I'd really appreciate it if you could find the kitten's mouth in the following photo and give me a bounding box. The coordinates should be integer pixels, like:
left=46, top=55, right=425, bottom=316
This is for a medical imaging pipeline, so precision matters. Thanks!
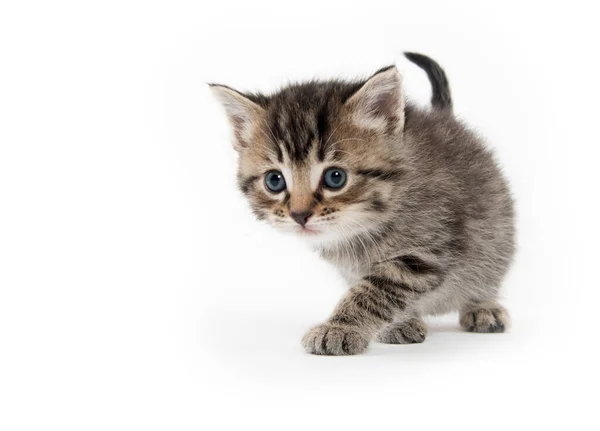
left=296, top=226, right=321, bottom=236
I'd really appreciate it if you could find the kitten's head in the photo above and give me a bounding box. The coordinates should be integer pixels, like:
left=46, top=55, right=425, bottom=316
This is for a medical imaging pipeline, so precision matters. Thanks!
left=211, top=66, right=407, bottom=247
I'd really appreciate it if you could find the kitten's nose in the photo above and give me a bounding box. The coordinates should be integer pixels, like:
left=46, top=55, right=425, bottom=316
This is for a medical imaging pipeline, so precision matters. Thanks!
left=290, top=210, right=313, bottom=227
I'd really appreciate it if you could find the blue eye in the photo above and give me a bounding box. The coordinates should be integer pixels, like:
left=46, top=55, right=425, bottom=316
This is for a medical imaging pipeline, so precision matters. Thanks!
left=323, top=168, right=347, bottom=189
left=265, top=170, right=286, bottom=193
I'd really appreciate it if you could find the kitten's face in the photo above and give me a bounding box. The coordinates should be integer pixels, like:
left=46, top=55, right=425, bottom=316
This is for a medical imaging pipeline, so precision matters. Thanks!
left=211, top=67, right=406, bottom=247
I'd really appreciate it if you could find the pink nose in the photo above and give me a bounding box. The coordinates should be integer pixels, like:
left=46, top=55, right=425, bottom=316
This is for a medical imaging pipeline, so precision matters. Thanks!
left=290, top=211, right=313, bottom=227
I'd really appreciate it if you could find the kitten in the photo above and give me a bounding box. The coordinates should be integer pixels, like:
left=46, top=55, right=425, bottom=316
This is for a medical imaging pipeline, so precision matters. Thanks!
left=210, top=52, right=515, bottom=355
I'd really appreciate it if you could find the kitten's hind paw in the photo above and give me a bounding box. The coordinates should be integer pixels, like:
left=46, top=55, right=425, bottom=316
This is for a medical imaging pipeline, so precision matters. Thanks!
left=377, top=318, right=427, bottom=344
left=460, top=303, right=509, bottom=333
left=301, top=323, right=368, bottom=356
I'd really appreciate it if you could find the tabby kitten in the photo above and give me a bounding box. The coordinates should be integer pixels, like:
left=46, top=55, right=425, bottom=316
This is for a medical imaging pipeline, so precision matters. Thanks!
left=210, top=52, right=515, bottom=355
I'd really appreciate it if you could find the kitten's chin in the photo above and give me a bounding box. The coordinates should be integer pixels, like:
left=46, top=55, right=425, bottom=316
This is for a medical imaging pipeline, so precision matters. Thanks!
left=296, top=226, right=345, bottom=248
left=273, top=223, right=338, bottom=245
left=270, top=220, right=364, bottom=248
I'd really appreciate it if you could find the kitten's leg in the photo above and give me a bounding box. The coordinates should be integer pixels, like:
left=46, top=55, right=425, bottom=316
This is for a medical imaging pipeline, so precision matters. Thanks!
left=302, top=255, right=444, bottom=355
left=376, top=317, right=427, bottom=344
left=459, top=301, right=509, bottom=333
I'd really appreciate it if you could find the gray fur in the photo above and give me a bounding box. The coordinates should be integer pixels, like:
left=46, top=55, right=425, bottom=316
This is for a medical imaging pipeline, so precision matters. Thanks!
left=404, top=51, right=453, bottom=112
left=211, top=53, right=515, bottom=355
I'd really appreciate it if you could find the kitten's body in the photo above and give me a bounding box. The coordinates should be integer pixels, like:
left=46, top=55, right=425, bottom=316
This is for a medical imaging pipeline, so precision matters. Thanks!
left=211, top=53, right=514, bottom=355
left=319, top=103, right=514, bottom=316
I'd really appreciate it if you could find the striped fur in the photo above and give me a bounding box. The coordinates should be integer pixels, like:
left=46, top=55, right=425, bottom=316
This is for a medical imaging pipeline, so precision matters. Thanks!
left=211, top=53, right=515, bottom=355
left=404, top=52, right=453, bottom=112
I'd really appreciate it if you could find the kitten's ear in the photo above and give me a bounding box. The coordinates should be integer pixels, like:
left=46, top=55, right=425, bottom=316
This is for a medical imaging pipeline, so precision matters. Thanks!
left=345, top=65, right=405, bottom=134
left=210, top=84, right=264, bottom=151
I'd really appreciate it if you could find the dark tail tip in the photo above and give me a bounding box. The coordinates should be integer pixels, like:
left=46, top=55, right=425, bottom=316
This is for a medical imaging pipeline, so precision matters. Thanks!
left=404, top=52, right=453, bottom=112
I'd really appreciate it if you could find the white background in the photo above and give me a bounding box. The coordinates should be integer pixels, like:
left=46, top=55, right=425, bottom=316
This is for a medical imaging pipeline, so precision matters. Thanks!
left=1, top=1, right=599, bottom=429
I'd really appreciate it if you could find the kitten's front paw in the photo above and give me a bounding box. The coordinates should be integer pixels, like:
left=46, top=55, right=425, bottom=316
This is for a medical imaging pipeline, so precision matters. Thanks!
left=377, top=318, right=427, bottom=344
left=301, top=323, right=368, bottom=356
left=459, top=304, right=509, bottom=333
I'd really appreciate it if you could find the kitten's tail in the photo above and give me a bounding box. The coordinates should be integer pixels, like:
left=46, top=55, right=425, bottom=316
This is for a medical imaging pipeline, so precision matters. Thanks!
left=404, top=52, right=453, bottom=112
